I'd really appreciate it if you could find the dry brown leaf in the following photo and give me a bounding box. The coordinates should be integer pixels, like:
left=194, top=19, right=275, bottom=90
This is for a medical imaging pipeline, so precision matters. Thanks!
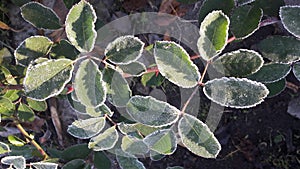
left=0, top=21, right=10, bottom=30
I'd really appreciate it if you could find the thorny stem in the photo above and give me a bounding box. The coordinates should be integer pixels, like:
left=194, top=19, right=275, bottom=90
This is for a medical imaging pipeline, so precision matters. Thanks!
left=15, top=122, right=49, bottom=160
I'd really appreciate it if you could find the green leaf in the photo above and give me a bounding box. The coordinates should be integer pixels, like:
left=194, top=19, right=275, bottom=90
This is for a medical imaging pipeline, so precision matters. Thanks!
left=212, top=49, right=264, bottom=77
left=257, top=36, right=300, bottom=63
left=24, top=59, right=74, bottom=101
left=0, top=47, right=13, bottom=64
left=65, top=0, right=97, bottom=52
left=121, top=135, right=149, bottom=156
left=141, top=72, right=165, bottom=87
left=88, top=126, right=119, bottom=151
left=31, top=162, right=58, bottom=169
left=86, top=104, right=113, bottom=117
left=0, top=96, right=14, bottom=116
left=253, top=0, right=285, bottom=16
left=230, top=5, right=262, bottom=39
left=62, top=144, right=91, bottom=162
left=8, top=135, right=26, bottom=147
left=116, top=150, right=146, bottom=169
left=9, top=145, right=35, bottom=159
left=63, top=0, right=81, bottom=9
left=143, top=129, right=177, bottom=155
left=21, top=2, right=61, bottom=30
left=102, top=67, right=131, bottom=107
left=126, top=95, right=180, bottom=127
left=154, top=41, right=200, bottom=88
left=118, top=122, right=160, bottom=137
left=204, top=77, right=269, bottom=108
left=197, top=10, right=230, bottom=61
left=50, top=40, right=79, bottom=60
left=1, top=156, right=26, bottom=169
left=26, top=98, right=47, bottom=111
left=117, top=61, right=146, bottom=77
left=17, top=103, right=35, bottom=122
left=178, top=114, right=221, bottom=158
left=0, top=142, right=10, bottom=154
left=293, top=62, right=300, bottom=81
left=74, top=59, right=106, bottom=108
left=149, top=150, right=165, bottom=161
left=67, top=117, right=106, bottom=139
left=11, top=0, right=30, bottom=6
left=62, top=159, right=87, bottom=169
left=247, top=63, right=291, bottom=83
left=3, top=90, right=19, bottom=102
left=198, top=0, right=234, bottom=22
left=0, top=66, right=17, bottom=85
left=265, top=79, right=286, bottom=98
left=280, top=6, right=300, bottom=38
left=105, top=35, right=145, bottom=65
left=14, top=36, right=53, bottom=66
left=93, top=152, right=111, bottom=169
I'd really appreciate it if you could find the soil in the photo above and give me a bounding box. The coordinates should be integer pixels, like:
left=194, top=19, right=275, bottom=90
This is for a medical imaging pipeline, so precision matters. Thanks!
left=1, top=0, right=300, bottom=169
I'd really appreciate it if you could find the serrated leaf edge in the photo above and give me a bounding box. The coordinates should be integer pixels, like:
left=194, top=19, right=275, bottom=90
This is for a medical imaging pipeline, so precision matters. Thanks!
left=30, top=162, right=58, bottom=169
left=1, top=156, right=26, bottom=169
left=154, top=40, right=201, bottom=88
left=117, top=61, right=147, bottom=77
left=251, top=63, right=292, bottom=83
left=88, top=126, right=119, bottom=151
left=279, top=5, right=300, bottom=38
left=204, top=77, right=269, bottom=108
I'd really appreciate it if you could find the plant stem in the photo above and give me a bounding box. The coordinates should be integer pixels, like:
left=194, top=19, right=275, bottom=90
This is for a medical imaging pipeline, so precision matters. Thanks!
left=105, top=114, right=117, bottom=126
left=199, top=61, right=210, bottom=85
left=0, top=82, right=23, bottom=90
left=15, top=122, right=49, bottom=160
left=180, top=85, right=199, bottom=115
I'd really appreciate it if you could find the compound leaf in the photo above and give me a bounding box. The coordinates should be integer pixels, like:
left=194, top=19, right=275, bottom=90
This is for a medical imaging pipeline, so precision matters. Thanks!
left=31, top=162, right=58, bottom=169
left=105, top=35, right=144, bottom=65
left=280, top=6, right=300, bottom=38
left=50, top=39, right=79, bottom=60
left=230, top=5, right=262, bottom=39
left=121, top=135, right=149, bottom=156
left=24, top=59, right=74, bottom=101
left=204, top=77, right=269, bottom=108
left=126, top=95, right=180, bottom=127
left=141, top=72, right=165, bottom=87
left=88, top=126, right=119, bottom=151
left=247, top=63, right=291, bottom=83
left=143, top=129, right=177, bottom=155
left=102, top=67, right=131, bottom=107
left=154, top=41, right=200, bottom=88
left=67, top=117, right=106, bottom=139
left=74, top=59, right=106, bottom=108
left=15, top=36, right=53, bottom=66
left=198, top=11, right=230, bottom=61
left=116, top=150, right=146, bottom=169
left=17, top=103, right=35, bottom=122
left=178, top=114, right=221, bottom=158
left=65, top=0, right=97, bottom=52
left=1, top=156, right=26, bottom=169
left=212, top=49, right=264, bottom=77
left=198, top=0, right=234, bottom=22
left=21, top=2, right=61, bottom=30
left=118, top=122, right=160, bottom=137
left=257, top=36, right=300, bottom=63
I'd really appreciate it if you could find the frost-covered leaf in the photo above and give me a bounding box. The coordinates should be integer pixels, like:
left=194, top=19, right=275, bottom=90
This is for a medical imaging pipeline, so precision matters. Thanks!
left=86, top=104, right=113, bottom=117
left=21, top=2, right=61, bottom=30
left=0, top=96, right=14, bottom=116
left=17, top=103, right=35, bottom=122
left=74, top=59, right=106, bottom=108
left=144, top=129, right=177, bottom=155
left=117, top=61, right=146, bottom=77
left=198, top=0, right=234, bottom=22
left=154, top=41, right=200, bottom=88
left=1, top=156, right=26, bottom=169
left=67, top=117, right=106, bottom=139
left=116, top=150, right=146, bottom=169
left=102, top=67, right=131, bottom=107
left=280, top=6, right=300, bottom=38
left=126, top=96, right=180, bottom=127
left=257, top=36, right=300, bottom=63
left=50, top=40, right=79, bottom=60
left=121, top=135, right=149, bottom=156
left=24, top=59, right=74, bottom=101
left=178, top=114, right=221, bottom=158
left=31, top=162, right=58, bottom=169
left=149, top=150, right=165, bottom=161
left=230, top=5, right=262, bottom=39
left=265, top=79, right=286, bottom=98
left=247, top=63, right=291, bottom=83
left=93, top=152, right=111, bottom=169
left=204, top=77, right=269, bottom=108
left=88, top=126, right=119, bottom=151
left=198, top=11, right=230, bottom=61
left=65, top=0, right=97, bottom=52
left=141, top=72, right=165, bottom=87
left=3, top=90, right=19, bottom=102
left=26, top=98, right=47, bottom=112
left=253, top=0, right=285, bottom=16
left=0, top=142, right=10, bottom=154
left=288, top=96, right=300, bottom=119
left=0, top=47, right=13, bottom=64
left=212, top=49, right=263, bottom=77
left=118, top=122, right=160, bottom=137
left=293, top=62, right=300, bottom=81
left=14, top=36, right=53, bottom=66
left=0, top=66, right=17, bottom=85
left=62, top=159, right=87, bottom=169
left=105, top=36, right=144, bottom=65
left=62, top=144, right=91, bottom=162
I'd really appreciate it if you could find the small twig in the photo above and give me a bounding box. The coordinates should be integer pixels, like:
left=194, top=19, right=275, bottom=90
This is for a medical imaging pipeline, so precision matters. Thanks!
left=0, top=82, right=23, bottom=90
left=199, top=61, right=211, bottom=85
left=227, top=36, right=236, bottom=44
left=105, top=114, right=117, bottom=126
left=15, top=122, right=49, bottom=160
left=180, top=85, right=199, bottom=115
left=48, top=98, right=64, bottom=147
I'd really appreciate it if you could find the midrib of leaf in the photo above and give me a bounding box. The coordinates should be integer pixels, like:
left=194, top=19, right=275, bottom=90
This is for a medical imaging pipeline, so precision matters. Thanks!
left=184, top=116, right=206, bottom=146
left=151, top=131, right=172, bottom=153
left=74, top=118, right=103, bottom=128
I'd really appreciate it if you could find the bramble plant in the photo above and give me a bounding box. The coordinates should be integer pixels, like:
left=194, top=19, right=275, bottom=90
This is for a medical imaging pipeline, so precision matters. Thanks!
left=0, top=0, right=300, bottom=169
